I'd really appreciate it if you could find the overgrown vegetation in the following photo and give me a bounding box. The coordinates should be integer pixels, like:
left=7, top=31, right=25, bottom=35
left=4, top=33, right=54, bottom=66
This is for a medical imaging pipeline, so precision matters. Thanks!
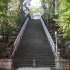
left=0, top=0, right=70, bottom=59
left=57, top=0, right=70, bottom=38
left=41, top=0, right=56, bottom=20
left=0, top=0, right=25, bottom=58
left=41, top=0, right=70, bottom=59
left=42, top=0, right=70, bottom=38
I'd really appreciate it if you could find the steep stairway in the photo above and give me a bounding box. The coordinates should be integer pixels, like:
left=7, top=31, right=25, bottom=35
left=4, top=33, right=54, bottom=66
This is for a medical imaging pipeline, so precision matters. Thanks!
left=13, top=19, right=55, bottom=68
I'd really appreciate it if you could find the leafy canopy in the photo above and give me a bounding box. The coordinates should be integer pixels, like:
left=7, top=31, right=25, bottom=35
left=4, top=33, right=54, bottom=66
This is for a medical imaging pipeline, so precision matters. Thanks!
left=57, top=0, right=70, bottom=37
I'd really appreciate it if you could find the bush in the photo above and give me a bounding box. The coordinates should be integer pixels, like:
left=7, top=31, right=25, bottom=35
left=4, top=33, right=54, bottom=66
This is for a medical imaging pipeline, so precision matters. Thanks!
left=0, top=43, right=7, bottom=58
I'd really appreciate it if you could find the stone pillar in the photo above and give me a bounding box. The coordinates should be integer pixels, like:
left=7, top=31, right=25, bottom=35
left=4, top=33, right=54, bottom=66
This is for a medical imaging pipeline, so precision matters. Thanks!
left=55, top=58, right=69, bottom=69
left=0, top=59, right=13, bottom=69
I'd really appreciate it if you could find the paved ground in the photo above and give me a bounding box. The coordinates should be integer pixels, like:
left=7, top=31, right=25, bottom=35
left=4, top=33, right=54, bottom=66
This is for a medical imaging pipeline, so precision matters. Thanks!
left=0, top=67, right=54, bottom=70
left=17, top=67, right=51, bottom=70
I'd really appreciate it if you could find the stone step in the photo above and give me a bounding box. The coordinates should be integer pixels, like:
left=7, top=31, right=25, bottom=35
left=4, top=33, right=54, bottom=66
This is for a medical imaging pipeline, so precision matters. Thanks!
left=14, top=59, right=55, bottom=63
left=13, top=19, right=55, bottom=68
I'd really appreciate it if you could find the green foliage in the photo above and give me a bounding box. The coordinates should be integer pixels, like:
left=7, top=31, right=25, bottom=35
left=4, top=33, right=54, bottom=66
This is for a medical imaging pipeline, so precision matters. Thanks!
left=57, top=0, right=70, bottom=38
left=29, top=7, right=44, bottom=16
left=41, top=0, right=55, bottom=19
left=42, top=0, right=70, bottom=38
left=0, top=0, right=25, bottom=58
left=41, top=0, right=53, bottom=4
left=0, top=0, right=25, bottom=42
left=0, top=43, right=7, bottom=57
left=16, top=10, right=25, bottom=25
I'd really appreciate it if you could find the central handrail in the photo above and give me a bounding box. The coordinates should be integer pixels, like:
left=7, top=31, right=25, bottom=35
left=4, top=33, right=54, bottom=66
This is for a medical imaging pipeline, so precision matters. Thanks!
left=10, top=18, right=29, bottom=58
left=41, top=18, right=57, bottom=58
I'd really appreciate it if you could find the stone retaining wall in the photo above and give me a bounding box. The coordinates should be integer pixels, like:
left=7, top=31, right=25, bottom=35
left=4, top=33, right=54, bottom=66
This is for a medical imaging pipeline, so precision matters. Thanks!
left=0, top=59, right=13, bottom=69
left=55, top=58, right=69, bottom=69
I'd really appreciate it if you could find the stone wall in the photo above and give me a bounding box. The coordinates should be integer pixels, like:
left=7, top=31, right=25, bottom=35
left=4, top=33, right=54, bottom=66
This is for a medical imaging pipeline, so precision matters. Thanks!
left=55, top=58, right=69, bottom=69
left=0, top=59, right=13, bottom=69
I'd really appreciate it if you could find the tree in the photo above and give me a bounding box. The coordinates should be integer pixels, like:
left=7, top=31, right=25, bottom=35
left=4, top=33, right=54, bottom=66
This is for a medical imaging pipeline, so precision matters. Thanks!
left=57, top=0, right=70, bottom=38
left=0, top=0, right=25, bottom=43
left=41, top=0, right=56, bottom=20
left=0, top=0, right=11, bottom=42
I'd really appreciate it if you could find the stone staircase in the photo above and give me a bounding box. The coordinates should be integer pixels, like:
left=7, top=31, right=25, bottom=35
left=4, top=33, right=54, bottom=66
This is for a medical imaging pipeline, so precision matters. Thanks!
left=13, top=19, right=55, bottom=68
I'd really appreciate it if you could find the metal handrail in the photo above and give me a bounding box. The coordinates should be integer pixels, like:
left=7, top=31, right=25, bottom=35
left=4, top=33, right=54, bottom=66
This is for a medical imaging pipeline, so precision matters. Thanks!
left=41, top=18, right=57, bottom=58
left=10, top=18, right=29, bottom=58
